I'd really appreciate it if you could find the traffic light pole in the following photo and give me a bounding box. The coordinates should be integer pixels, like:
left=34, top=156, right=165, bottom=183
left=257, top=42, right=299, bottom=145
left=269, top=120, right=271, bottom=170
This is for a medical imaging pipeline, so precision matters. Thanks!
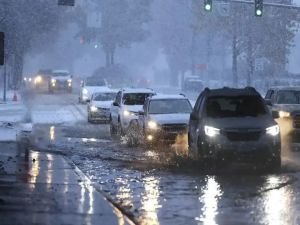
left=3, top=61, right=6, bottom=102
left=215, top=0, right=300, bottom=10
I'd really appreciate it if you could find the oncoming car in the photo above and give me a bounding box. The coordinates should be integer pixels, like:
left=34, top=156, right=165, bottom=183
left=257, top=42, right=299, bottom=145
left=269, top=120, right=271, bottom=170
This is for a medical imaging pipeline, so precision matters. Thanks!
left=87, top=91, right=117, bottom=123
left=110, top=88, right=156, bottom=136
left=48, top=70, right=72, bottom=93
left=188, top=87, right=281, bottom=170
left=265, top=87, right=300, bottom=148
left=79, top=77, right=108, bottom=103
left=127, top=94, right=193, bottom=146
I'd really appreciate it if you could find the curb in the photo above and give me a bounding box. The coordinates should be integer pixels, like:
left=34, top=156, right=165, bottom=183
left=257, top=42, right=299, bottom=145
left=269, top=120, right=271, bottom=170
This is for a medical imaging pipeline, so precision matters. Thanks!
left=64, top=156, right=138, bottom=225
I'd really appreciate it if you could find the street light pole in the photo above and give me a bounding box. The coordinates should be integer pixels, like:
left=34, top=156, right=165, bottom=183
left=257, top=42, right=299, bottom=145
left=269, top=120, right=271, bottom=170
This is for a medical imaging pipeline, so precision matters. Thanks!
left=3, top=59, right=6, bottom=102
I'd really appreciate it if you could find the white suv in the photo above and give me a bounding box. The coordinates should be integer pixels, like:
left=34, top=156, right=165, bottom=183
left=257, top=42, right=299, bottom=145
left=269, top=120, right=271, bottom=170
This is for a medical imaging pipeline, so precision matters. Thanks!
left=110, top=88, right=156, bottom=136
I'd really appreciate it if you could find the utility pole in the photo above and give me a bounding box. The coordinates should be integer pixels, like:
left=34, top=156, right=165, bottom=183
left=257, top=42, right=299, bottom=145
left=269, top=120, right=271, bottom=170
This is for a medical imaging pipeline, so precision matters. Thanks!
left=232, top=8, right=238, bottom=87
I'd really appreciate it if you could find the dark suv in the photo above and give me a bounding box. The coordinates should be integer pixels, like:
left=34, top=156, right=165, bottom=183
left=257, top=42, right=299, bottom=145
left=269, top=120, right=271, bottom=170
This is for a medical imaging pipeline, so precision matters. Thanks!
left=188, top=87, right=281, bottom=169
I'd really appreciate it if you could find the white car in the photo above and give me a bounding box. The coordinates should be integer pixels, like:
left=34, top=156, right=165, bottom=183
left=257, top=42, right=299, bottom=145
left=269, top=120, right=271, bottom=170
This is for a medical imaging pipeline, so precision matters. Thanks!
left=127, top=94, right=193, bottom=146
left=87, top=91, right=117, bottom=123
left=49, top=70, right=72, bottom=93
left=110, top=88, right=156, bottom=136
left=79, top=77, right=109, bottom=103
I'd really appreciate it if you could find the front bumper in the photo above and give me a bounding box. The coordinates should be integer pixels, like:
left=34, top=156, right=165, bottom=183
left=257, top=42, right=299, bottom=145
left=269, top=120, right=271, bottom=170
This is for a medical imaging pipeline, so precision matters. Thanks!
left=51, top=81, right=72, bottom=90
left=200, top=134, right=281, bottom=162
left=145, top=125, right=188, bottom=143
left=89, top=109, right=110, bottom=121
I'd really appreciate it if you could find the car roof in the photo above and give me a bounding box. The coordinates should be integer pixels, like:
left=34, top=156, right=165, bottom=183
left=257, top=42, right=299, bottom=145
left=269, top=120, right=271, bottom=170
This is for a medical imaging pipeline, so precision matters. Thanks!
left=204, top=87, right=261, bottom=97
left=92, top=90, right=118, bottom=95
left=149, top=94, right=188, bottom=100
left=121, top=88, right=155, bottom=94
left=268, top=86, right=300, bottom=91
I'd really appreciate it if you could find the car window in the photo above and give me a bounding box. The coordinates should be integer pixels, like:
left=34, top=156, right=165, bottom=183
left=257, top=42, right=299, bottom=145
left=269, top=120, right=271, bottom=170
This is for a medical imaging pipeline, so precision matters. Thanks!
left=276, top=90, right=300, bottom=104
left=206, top=96, right=267, bottom=118
left=93, top=93, right=116, bottom=101
left=116, top=92, right=122, bottom=105
left=265, top=90, right=274, bottom=99
left=148, top=99, right=192, bottom=114
left=122, top=93, right=152, bottom=105
left=85, top=78, right=106, bottom=86
left=52, top=72, right=69, bottom=77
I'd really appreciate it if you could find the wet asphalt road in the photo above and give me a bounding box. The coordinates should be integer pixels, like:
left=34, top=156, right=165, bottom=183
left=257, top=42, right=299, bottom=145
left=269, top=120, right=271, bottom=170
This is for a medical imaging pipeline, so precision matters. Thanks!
left=26, top=90, right=300, bottom=225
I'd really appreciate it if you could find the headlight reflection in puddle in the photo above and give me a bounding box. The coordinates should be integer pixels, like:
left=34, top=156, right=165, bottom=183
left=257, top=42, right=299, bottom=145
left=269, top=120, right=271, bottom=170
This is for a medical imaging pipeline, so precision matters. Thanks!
left=263, top=176, right=294, bottom=225
left=141, top=176, right=161, bottom=225
left=196, top=176, right=223, bottom=225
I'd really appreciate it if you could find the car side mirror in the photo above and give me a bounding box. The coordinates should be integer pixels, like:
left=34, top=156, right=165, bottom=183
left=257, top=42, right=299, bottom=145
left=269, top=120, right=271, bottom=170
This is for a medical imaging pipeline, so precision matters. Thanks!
left=190, top=112, right=198, bottom=121
left=138, top=111, right=144, bottom=116
left=265, top=99, right=272, bottom=106
left=272, top=111, right=279, bottom=119
left=113, top=102, right=119, bottom=107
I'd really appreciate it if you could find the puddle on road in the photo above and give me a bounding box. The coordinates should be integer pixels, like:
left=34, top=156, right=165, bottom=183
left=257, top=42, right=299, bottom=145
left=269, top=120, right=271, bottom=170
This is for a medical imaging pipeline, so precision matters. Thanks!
left=49, top=126, right=55, bottom=141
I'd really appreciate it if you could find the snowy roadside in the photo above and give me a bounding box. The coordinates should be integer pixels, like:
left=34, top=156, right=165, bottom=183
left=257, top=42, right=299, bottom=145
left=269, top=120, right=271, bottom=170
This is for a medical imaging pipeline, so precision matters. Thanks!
left=0, top=91, right=31, bottom=142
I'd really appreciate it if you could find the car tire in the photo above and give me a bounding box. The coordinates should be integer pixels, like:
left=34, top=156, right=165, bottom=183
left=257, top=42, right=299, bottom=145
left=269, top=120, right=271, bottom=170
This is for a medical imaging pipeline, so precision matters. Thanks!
left=88, top=114, right=93, bottom=123
left=110, top=121, right=117, bottom=137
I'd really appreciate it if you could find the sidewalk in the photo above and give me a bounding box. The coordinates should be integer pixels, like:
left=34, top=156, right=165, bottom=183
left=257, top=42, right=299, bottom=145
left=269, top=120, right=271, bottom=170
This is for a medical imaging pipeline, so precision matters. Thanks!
left=0, top=145, right=134, bottom=225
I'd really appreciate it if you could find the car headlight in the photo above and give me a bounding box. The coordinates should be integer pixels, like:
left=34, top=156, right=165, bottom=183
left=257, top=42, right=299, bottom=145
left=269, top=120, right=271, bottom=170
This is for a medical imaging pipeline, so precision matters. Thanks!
left=67, top=79, right=72, bottom=83
left=24, top=77, right=27, bottom=81
left=34, top=76, right=42, bottom=84
left=148, top=121, right=158, bottom=130
left=266, top=125, right=280, bottom=136
left=51, top=78, right=56, bottom=83
left=28, top=78, right=32, bottom=82
left=82, top=89, right=88, bottom=95
left=90, top=105, right=98, bottom=112
left=279, top=111, right=290, bottom=118
left=204, top=126, right=220, bottom=137
left=123, top=110, right=137, bottom=117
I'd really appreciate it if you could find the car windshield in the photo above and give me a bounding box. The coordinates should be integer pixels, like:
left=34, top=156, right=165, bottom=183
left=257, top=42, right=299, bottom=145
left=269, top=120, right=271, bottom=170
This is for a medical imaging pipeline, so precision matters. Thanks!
left=148, top=99, right=192, bottom=114
left=51, top=72, right=69, bottom=77
left=276, top=90, right=300, bottom=104
left=123, top=93, right=152, bottom=105
left=206, top=96, right=267, bottom=118
left=93, top=93, right=116, bottom=101
left=85, top=79, right=106, bottom=86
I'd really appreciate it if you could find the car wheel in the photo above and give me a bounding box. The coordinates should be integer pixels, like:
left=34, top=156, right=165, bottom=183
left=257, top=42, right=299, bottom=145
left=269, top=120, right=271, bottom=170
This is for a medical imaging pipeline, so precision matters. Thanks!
left=110, top=122, right=116, bottom=136
left=88, top=114, right=92, bottom=123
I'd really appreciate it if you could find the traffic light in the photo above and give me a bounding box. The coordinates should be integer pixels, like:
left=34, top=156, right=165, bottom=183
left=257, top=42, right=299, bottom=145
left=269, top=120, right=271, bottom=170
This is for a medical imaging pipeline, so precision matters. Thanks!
left=0, top=32, right=4, bottom=66
left=255, top=0, right=263, bottom=16
left=58, top=0, right=75, bottom=6
left=204, top=0, right=212, bottom=11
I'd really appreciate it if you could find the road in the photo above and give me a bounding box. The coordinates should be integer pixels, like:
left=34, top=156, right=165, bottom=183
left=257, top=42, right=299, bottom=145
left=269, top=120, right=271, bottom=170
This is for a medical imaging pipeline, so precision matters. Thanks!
left=25, top=90, right=300, bottom=225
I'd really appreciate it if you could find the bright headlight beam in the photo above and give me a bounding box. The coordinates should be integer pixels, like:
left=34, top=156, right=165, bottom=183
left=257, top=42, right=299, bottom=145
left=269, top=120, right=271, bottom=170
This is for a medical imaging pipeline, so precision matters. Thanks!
left=204, top=126, right=220, bottom=137
left=279, top=111, right=290, bottom=118
left=266, top=125, right=280, bottom=136
left=82, top=89, right=88, bottom=95
left=90, top=105, right=98, bottom=112
left=148, top=121, right=158, bottom=130
left=124, top=110, right=130, bottom=117
left=35, top=76, right=42, bottom=84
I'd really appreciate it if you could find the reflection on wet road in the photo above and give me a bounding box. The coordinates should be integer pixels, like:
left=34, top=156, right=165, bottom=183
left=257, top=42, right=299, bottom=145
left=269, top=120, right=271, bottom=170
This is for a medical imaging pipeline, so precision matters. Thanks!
left=29, top=93, right=300, bottom=225
left=198, top=176, right=222, bottom=225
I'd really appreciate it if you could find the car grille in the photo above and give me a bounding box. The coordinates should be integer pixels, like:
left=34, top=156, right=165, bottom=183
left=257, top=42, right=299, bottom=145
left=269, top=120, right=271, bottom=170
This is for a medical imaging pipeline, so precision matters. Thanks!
left=293, top=113, right=300, bottom=128
left=161, top=124, right=187, bottom=133
left=98, top=107, right=110, bottom=112
left=224, top=129, right=261, bottom=141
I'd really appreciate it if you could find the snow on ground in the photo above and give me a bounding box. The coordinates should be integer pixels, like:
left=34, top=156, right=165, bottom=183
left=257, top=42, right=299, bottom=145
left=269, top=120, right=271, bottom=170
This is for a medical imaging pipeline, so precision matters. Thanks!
left=31, top=104, right=86, bottom=124
left=0, top=127, right=17, bottom=141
